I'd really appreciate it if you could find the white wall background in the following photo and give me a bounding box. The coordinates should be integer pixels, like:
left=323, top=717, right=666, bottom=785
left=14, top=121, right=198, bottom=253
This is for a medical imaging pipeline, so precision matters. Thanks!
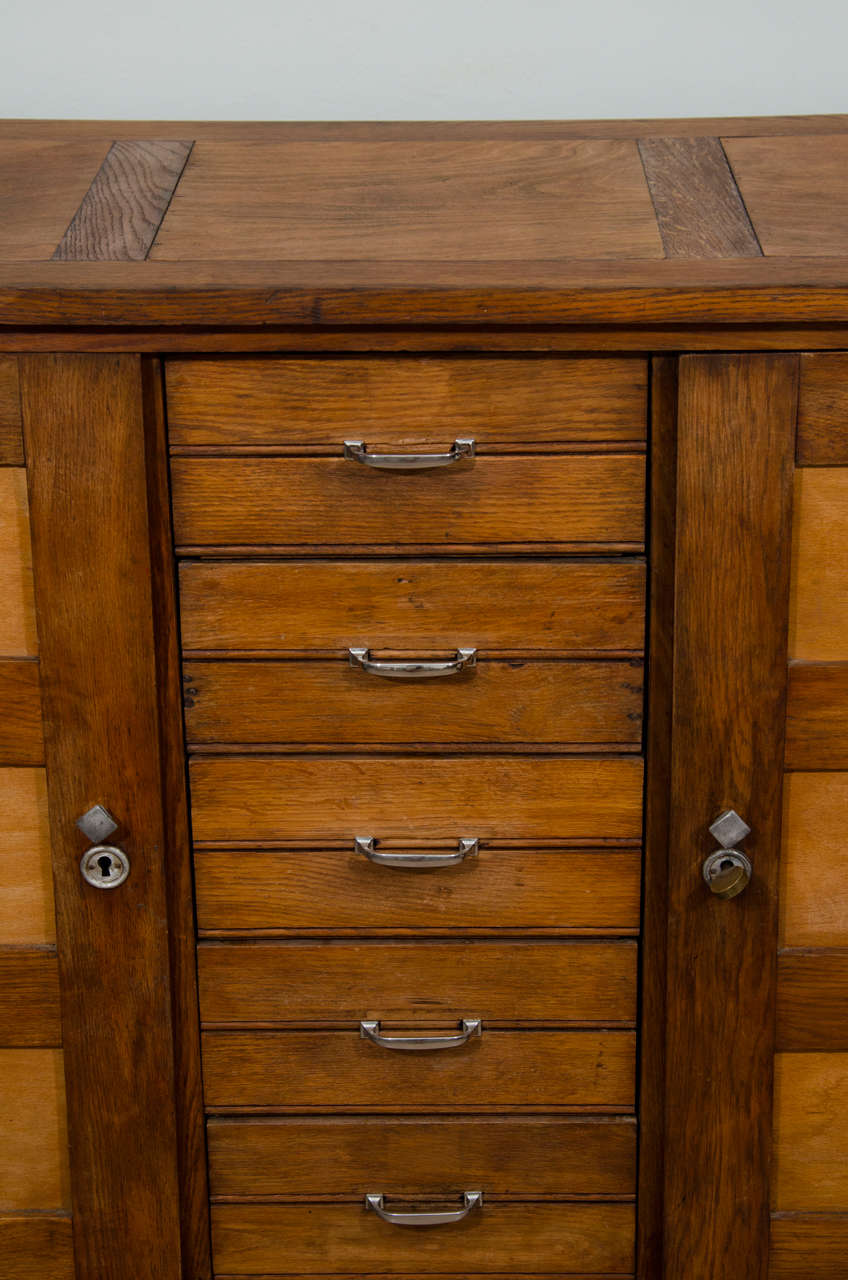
left=2, top=0, right=846, bottom=121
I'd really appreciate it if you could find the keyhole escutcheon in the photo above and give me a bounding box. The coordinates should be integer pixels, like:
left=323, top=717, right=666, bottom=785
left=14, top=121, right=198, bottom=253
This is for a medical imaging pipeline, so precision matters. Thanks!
left=80, top=844, right=131, bottom=890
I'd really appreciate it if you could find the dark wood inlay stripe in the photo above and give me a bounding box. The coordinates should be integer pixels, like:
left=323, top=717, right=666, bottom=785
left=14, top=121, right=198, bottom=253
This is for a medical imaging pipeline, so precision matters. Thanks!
left=777, top=949, right=848, bottom=1051
left=0, top=948, right=61, bottom=1047
left=0, top=1215, right=74, bottom=1280
left=638, top=137, right=762, bottom=258
left=786, top=662, right=848, bottom=769
left=771, top=1213, right=848, bottom=1278
left=0, top=358, right=23, bottom=465
left=0, top=659, right=43, bottom=765
left=52, top=140, right=192, bottom=262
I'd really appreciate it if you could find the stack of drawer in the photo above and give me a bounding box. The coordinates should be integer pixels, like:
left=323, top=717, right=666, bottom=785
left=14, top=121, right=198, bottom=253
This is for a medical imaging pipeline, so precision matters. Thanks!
left=166, top=355, right=648, bottom=1277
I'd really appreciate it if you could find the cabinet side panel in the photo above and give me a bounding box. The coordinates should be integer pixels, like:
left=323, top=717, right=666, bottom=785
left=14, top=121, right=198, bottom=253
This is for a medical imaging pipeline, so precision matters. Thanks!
left=0, top=415, right=72, bottom=1276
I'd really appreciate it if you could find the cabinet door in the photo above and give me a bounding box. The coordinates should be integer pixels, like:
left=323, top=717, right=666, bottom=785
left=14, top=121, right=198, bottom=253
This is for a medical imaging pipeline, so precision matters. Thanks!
left=642, top=354, right=818, bottom=1280
left=18, top=355, right=209, bottom=1280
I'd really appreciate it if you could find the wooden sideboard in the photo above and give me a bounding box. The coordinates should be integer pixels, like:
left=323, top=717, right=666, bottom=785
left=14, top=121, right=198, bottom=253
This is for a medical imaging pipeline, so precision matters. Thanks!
left=2, top=115, right=848, bottom=1280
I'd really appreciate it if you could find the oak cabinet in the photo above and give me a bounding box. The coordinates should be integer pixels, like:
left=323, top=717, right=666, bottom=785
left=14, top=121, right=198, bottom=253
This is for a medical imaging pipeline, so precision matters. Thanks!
left=2, top=117, right=848, bottom=1280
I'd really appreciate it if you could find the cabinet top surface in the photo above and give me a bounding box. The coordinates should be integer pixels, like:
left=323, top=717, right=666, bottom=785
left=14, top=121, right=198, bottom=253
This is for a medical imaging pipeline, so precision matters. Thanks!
left=4, top=115, right=848, bottom=327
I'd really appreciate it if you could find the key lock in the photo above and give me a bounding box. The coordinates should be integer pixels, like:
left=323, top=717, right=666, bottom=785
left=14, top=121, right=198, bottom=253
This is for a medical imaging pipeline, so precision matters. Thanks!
left=702, top=809, right=753, bottom=900
left=76, top=805, right=130, bottom=889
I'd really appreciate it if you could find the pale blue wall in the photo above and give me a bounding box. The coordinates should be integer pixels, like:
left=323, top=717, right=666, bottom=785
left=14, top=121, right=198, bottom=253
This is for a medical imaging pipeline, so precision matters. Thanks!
left=2, top=0, right=845, bottom=120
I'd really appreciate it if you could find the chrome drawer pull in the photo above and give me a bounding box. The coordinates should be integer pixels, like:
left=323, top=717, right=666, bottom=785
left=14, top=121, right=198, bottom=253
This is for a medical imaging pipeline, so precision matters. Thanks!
left=360, top=1018, right=482, bottom=1051
left=365, top=1190, right=483, bottom=1226
left=355, top=836, right=478, bottom=869
left=349, top=647, right=477, bottom=679
left=343, top=438, right=476, bottom=469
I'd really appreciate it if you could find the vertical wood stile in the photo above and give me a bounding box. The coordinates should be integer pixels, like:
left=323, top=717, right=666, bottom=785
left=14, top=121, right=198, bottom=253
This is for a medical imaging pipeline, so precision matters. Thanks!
left=662, top=355, right=797, bottom=1278
left=20, top=355, right=184, bottom=1280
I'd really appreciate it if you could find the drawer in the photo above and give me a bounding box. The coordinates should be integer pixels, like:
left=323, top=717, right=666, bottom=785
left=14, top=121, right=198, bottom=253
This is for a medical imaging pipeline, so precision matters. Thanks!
left=211, top=1200, right=635, bottom=1274
left=179, top=559, right=646, bottom=655
left=202, top=1029, right=636, bottom=1110
left=170, top=454, right=645, bottom=551
left=194, top=847, right=641, bottom=935
left=207, top=1115, right=637, bottom=1198
left=197, top=940, right=637, bottom=1025
left=188, top=755, right=644, bottom=843
left=165, top=356, right=648, bottom=449
left=183, top=658, right=644, bottom=748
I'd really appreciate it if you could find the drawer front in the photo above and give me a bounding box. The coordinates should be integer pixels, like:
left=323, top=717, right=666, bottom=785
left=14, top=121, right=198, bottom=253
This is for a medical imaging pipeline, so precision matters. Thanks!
left=197, top=940, right=637, bottom=1025
left=166, top=356, right=648, bottom=449
left=207, top=1115, right=637, bottom=1198
left=183, top=658, right=644, bottom=748
left=170, top=455, right=645, bottom=551
left=211, top=1200, right=635, bottom=1274
left=194, top=847, right=641, bottom=935
left=178, top=559, right=645, bottom=655
left=188, top=755, right=644, bottom=843
left=202, top=1030, right=635, bottom=1110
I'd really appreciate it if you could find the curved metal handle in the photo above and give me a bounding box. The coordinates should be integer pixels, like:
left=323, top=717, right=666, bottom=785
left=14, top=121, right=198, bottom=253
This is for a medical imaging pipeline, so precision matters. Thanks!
left=343, top=438, right=476, bottom=470
left=360, top=1018, right=482, bottom=1051
left=365, top=1190, right=483, bottom=1226
left=349, top=647, right=477, bottom=679
left=355, top=837, right=478, bottom=869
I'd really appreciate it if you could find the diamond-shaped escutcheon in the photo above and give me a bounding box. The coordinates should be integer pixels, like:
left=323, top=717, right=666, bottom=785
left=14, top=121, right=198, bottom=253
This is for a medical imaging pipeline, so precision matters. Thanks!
left=708, top=809, right=751, bottom=849
left=75, top=804, right=118, bottom=843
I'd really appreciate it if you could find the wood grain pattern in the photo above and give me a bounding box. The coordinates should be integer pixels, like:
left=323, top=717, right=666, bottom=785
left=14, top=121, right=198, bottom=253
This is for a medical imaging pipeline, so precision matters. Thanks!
left=797, top=354, right=848, bottom=465
left=165, top=356, right=648, bottom=449
left=171, top=454, right=645, bottom=551
left=150, top=139, right=662, bottom=262
left=210, top=1201, right=635, bottom=1275
left=53, top=140, right=192, bottom=261
left=662, top=356, right=797, bottom=1278
left=0, top=1215, right=74, bottom=1280
left=0, top=768, right=54, bottom=944
left=142, top=358, right=212, bottom=1278
left=724, top=134, right=848, bottom=257
left=179, top=560, right=646, bottom=656
left=781, top=772, right=848, bottom=947
left=202, top=1031, right=635, bottom=1111
left=183, top=659, right=644, bottom=749
left=12, top=259, right=848, bottom=329
left=0, top=469, right=36, bottom=655
left=0, top=140, right=110, bottom=259
left=0, top=358, right=22, bottom=465
left=0, top=1050, right=69, bottom=1210
left=790, top=469, right=848, bottom=660
left=638, top=137, right=761, bottom=258
left=786, top=662, right=848, bottom=769
left=770, top=1213, right=848, bottom=1278
left=195, top=847, right=641, bottom=935
left=0, top=949, right=60, bottom=1046
left=198, top=939, right=636, bottom=1026
left=9, top=115, right=848, bottom=141
left=777, top=950, right=848, bottom=1051
left=0, top=660, right=42, bottom=764
left=8, top=323, right=848, bottom=355
left=773, top=1053, right=848, bottom=1210
left=20, top=355, right=183, bottom=1278
left=207, top=1115, right=636, bottom=1198
left=189, top=756, right=644, bottom=843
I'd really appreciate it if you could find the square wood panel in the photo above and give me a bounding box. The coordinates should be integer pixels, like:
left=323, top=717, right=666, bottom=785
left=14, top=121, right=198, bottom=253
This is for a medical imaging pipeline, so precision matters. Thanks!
left=149, top=139, right=664, bottom=261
